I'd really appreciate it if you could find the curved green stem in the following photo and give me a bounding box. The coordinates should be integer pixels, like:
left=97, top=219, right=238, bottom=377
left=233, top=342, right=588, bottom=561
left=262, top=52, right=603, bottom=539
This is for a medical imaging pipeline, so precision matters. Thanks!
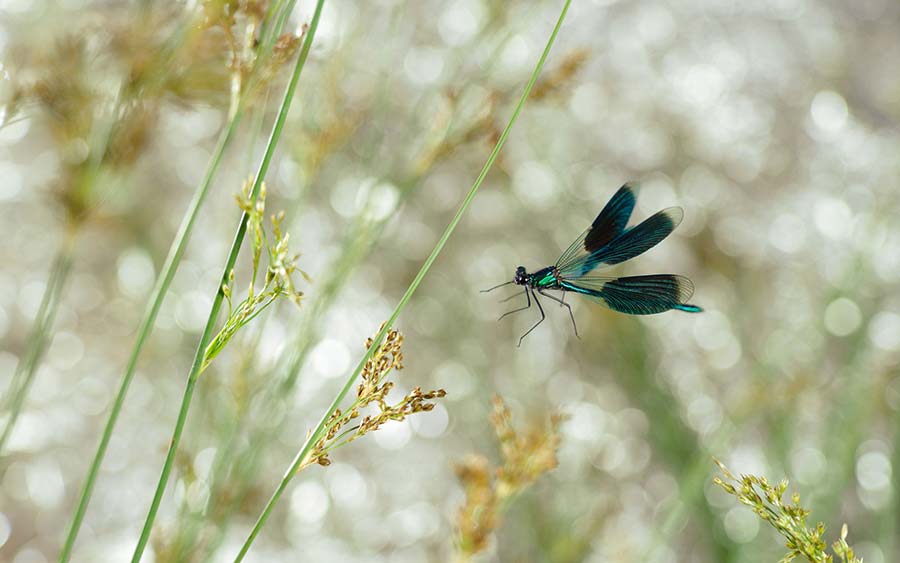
left=231, top=2, right=573, bottom=560
left=129, top=1, right=326, bottom=560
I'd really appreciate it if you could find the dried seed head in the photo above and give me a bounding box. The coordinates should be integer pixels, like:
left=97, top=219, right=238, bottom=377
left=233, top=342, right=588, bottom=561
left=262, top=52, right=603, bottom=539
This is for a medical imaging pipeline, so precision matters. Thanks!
left=455, top=397, right=561, bottom=559
left=298, top=325, right=445, bottom=474
left=530, top=48, right=590, bottom=101
left=272, top=33, right=302, bottom=66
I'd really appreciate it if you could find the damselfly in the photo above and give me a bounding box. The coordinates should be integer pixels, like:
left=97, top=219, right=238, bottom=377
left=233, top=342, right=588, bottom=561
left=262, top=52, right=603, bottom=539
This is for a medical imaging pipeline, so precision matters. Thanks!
left=483, top=183, right=702, bottom=346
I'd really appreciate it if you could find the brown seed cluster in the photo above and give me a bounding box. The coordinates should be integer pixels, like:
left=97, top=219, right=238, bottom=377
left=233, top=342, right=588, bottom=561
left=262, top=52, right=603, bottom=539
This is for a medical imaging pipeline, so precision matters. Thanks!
left=301, top=327, right=446, bottom=470
left=200, top=0, right=305, bottom=107
left=1, top=3, right=310, bottom=229
left=455, top=396, right=562, bottom=560
left=271, top=27, right=305, bottom=68
left=530, top=47, right=591, bottom=101
left=454, top=454, right=497, bottom=559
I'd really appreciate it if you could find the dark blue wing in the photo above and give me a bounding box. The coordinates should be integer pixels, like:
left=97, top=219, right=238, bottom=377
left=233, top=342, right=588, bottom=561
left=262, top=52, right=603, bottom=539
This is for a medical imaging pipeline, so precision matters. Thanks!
left=560, top=274, right=701, bottom=315
left=555, top=184, right=637, bottom=272
left=585, top=183, right=638, bottom=251
left=558, top=207, right=683, bottom=277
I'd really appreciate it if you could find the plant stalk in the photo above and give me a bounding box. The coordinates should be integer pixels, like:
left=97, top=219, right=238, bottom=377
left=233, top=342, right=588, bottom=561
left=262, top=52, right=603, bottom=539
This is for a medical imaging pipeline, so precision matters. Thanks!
left=59, top=0, right=304, bottom=555
left=0, top=231, right=77, bottom=453
left=231, top=1, right=573, bottom=560
left=58, top=107, right=243, bottom=563
left=129, top=1, right=326, bottom=560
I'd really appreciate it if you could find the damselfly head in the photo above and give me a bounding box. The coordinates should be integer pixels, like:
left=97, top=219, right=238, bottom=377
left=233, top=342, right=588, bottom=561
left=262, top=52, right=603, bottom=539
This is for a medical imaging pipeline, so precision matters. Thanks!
left=514, top=266, right=528, bottom=286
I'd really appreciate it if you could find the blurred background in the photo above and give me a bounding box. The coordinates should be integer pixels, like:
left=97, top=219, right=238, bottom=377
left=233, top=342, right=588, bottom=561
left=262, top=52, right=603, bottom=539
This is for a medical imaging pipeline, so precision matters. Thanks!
left=2, top=0, right=900, bottom=562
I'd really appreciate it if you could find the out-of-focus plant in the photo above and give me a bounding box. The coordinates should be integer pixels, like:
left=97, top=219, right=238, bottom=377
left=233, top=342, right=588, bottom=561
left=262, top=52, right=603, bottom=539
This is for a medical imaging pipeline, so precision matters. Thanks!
left=455, top=396, right=563, bottom=561
left=714, top=459, right=863, bottom=563
left=199, top=0, right=306, bottom=117
left=529, top=47, right=590, bottom=102
left=0, top=6, right=208, bottom=456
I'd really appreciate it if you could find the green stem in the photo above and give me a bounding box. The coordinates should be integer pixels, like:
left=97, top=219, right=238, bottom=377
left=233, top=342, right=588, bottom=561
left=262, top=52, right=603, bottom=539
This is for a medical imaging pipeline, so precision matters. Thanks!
left=59, top=1, right=292, bottom=551
left=129, top=1, right=326, bottom=560
left=187, top=207, right=400, bottom=561
left=231, top=2, right=573, bottom=560
left=58, top=110, right=243, bottom=563
left=0, top=231, right=77, bottom=453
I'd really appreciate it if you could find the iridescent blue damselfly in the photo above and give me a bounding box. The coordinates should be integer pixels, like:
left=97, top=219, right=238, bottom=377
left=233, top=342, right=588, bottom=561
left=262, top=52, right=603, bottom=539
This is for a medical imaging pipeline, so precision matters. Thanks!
left=483, top=183, right=702, bottom=346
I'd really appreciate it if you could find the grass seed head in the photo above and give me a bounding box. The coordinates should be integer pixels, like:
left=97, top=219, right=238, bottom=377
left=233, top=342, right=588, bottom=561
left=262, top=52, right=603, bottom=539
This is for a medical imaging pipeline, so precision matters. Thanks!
left=299, top=326, right=445, bottom=472
left=455, top=396, right=563, bottom=561
left=714, top=460, right=863, bottom=563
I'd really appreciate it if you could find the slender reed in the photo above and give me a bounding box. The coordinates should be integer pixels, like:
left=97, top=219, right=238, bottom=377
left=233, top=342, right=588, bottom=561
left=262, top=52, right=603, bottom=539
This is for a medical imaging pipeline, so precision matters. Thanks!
left=0, top=11, right=198, bottom=457
left=130, top=1, right=326, bottom=560
left=0, top=14, right=195, bottom=458
left=59, top=4, right=305, bottom=558
left=0, top=231, right=76, bottom=452
left=59, top=107, right=242, bottom=563
left=231, top=1, right=573, bottom=559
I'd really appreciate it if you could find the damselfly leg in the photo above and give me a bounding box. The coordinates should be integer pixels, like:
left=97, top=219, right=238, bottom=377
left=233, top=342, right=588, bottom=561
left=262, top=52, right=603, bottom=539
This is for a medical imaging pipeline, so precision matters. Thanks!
left=481, top=280, right=514, bottom=293
left=537, top=288, right=579, bottom=339
left=498, top=289, right=531, bottom=321
left=500, top=291, right=524, bottom=303
left=517, top=288, right=545, bottom=347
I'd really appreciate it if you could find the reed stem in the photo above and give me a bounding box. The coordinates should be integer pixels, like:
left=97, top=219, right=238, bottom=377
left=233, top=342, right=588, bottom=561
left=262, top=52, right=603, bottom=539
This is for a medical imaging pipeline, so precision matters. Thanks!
left=129, top=1, right=327, bottom=560
left=231, top=1, right=573, bottom=560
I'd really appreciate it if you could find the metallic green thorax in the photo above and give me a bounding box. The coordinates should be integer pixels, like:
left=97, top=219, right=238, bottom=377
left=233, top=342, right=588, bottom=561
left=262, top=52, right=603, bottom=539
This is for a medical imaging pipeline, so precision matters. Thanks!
left=529, top=266, right=562, bottom=289
left=529, top=266, right=604, bottom=299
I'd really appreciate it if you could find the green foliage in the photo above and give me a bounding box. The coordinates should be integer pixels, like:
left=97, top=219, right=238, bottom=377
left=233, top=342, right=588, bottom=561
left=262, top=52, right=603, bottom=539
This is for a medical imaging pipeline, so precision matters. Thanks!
left=202, top=182, right=306, bottom=372
left=714, top=460, right=862, bottom=563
